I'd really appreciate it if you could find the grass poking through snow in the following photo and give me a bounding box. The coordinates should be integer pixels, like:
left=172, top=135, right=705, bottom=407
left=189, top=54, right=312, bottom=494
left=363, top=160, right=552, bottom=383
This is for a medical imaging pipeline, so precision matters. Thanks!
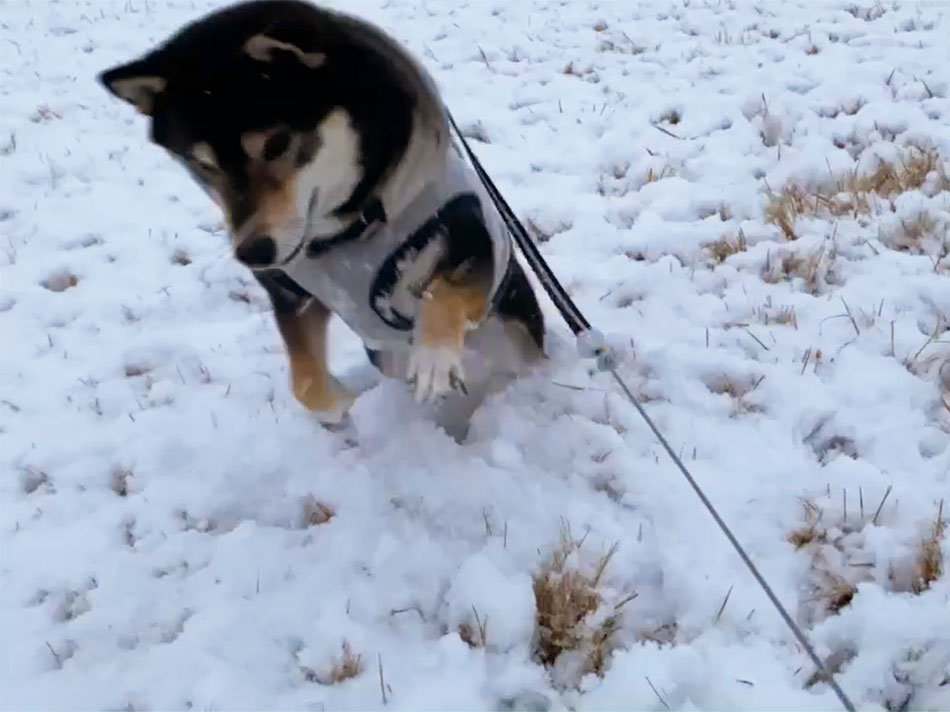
left=532, top=525, right=631, bottom=684
left=300, top=641, right=364, bottom=685
left=704, top=231, right=748, bottom=264
left=911, top=501, right=945, bottom=594
left=764, top=147, right=948, bottom=240
left=788, top=494, right=947, bottom=627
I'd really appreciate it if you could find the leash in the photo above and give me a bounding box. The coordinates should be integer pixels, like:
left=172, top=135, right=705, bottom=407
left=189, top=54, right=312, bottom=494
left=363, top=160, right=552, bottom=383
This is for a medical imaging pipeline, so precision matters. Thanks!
left=445, top=109, right=857, bottom=712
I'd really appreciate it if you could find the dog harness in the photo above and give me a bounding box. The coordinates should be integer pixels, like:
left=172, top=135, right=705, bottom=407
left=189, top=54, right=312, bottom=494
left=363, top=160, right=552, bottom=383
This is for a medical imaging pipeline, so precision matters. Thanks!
left=279, top=140, right=512, bottom=351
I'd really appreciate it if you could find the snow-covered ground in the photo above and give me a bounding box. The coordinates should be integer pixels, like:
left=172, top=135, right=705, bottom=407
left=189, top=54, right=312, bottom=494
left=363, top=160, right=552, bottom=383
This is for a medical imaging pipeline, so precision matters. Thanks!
left=2, top=0, right=949, bottom=709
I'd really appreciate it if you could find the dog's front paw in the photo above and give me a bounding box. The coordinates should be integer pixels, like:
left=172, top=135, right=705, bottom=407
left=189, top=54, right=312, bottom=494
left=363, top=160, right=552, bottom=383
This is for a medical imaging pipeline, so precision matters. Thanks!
left=293, top=373, right=355, bottom=425
left=406, top=344, right=467, bottom=403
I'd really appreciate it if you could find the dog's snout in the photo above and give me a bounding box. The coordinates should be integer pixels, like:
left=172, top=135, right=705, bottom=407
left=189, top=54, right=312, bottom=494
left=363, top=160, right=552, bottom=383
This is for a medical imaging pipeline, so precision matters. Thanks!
left=235, top=235, right=277, bottom=267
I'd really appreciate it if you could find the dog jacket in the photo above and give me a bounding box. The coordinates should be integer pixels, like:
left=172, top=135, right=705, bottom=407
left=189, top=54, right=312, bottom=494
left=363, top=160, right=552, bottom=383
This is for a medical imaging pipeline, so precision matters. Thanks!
left=280, top=141, right=512, bottom=351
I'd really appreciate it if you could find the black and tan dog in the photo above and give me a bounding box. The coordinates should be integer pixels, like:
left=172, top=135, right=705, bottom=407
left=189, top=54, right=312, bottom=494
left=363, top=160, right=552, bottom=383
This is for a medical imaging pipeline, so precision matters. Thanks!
left=100, top=0, right=544, bottom=433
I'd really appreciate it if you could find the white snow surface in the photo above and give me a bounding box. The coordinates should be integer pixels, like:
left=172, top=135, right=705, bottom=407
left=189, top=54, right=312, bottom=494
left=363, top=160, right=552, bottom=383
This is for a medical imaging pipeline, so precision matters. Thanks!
left=2, top=0, right=950, bottom=710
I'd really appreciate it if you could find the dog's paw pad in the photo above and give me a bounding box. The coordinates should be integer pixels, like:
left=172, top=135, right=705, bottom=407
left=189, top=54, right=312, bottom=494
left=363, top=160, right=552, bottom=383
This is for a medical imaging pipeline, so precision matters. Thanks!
left=406, top=345, right=465, bottom=403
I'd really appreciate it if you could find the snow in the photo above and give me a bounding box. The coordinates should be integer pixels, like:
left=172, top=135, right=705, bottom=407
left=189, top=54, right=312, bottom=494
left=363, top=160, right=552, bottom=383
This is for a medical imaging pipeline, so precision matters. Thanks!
left=1, top=0, right=949, bottom=710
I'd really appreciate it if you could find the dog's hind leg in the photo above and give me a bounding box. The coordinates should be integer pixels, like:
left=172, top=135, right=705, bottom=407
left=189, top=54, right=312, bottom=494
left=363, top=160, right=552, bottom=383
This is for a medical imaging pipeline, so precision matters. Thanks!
left=364, top=345, right=404, bottom=379
left=422, top=257, right=546, bottom=441
left=493, top=254, right=546, bottom=365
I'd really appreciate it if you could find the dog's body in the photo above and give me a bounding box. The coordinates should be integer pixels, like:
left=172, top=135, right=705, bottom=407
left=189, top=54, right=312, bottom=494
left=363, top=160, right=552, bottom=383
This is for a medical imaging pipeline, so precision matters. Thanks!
left=100, top=0, right=544, bottom=434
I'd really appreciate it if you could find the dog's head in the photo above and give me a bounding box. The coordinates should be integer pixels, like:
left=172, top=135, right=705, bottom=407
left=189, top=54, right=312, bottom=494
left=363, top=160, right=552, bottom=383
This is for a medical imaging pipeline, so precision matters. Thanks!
left=99, top=0, right=418, bottom=269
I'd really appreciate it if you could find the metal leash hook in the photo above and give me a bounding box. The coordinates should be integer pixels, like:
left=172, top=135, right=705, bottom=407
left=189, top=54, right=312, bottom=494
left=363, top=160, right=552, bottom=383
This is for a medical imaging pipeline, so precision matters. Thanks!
left=575, top=327, right=619, bottom=372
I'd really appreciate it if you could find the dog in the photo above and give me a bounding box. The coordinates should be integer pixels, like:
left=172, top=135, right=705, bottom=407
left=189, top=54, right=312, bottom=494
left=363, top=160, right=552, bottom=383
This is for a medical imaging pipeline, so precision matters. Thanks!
left=99, top=0, right=545, bottom=436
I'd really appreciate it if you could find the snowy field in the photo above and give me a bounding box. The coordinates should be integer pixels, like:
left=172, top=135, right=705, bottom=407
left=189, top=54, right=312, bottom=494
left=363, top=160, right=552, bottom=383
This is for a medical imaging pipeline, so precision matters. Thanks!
left=2, top=0, right=949, bottom=709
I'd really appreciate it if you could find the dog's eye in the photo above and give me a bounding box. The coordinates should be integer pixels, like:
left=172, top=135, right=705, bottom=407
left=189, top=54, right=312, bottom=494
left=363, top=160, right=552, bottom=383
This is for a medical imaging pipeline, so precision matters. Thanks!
left=263, top=130, right=291, bottom=161
left=193, top=157, right=219, bottom=175
left=189, top=143, right=221, bottom=177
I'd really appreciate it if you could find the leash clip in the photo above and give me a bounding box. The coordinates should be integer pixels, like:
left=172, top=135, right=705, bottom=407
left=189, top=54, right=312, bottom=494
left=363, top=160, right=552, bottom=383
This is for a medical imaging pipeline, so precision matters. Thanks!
left=576, top=328, right=618, bottom=372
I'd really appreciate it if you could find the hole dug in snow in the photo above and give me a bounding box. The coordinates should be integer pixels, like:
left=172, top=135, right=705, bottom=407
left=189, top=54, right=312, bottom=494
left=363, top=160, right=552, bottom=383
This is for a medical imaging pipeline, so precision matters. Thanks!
left=532, top=524, right=636, bottom=686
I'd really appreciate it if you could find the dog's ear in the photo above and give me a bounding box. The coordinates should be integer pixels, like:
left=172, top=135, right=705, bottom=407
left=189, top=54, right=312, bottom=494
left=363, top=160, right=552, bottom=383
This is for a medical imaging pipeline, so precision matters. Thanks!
left=98, top=59, right=167, bottom=115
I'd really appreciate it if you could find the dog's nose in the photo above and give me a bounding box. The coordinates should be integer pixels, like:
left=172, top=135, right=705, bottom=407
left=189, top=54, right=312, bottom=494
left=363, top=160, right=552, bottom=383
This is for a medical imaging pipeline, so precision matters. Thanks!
left=235, top=235, right=277, bottom=267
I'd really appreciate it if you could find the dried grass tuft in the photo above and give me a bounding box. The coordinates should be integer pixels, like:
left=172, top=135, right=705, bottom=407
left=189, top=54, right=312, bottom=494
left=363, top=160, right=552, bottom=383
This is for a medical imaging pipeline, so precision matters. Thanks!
left=765, top=184, right=811, bottom=240
left=756, top=303, right=798, bottom=328
left=41, top=271, right=78, bottom=292
left=533, top=529, right=603, bottom=667
left=532, top=525, right=626, bottom=679
left=804, top=647, right=857, bottom=689
left=124, top=363, right=151, bottom=377
left=645, top=164, right=677, bottom=183
left=881, top=212, right=946, bottom=256
left=788, top=501, right=827, bottom=549
left=912, top=501, right=945, bottom=594
left=458, top=605, right=489, bottom=649
left=636, top=622, right=678, bottom=647
left=762, top=245, right=830, bottom=294
left=705, top=373, right=765, bottom=415
left=822, top=572, right=858, bottom=614
left=328, top=642, right=363, bottom=683
left=302, top=641, right=364, bottom=685
left=300, top=496, right=335, bottom=528
left=705, top=231, right=748, bottom=264
left=764, top=148, right=948, bottom=240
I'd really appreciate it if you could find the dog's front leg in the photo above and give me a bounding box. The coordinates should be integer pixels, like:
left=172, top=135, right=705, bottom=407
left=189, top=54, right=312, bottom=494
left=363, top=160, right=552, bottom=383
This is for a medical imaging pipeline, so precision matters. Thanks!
left=256, top=272, right=354, bottom=423
left=407, top=274, right=488, bottom=402
left=278, top=299, right=355, bottom=422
